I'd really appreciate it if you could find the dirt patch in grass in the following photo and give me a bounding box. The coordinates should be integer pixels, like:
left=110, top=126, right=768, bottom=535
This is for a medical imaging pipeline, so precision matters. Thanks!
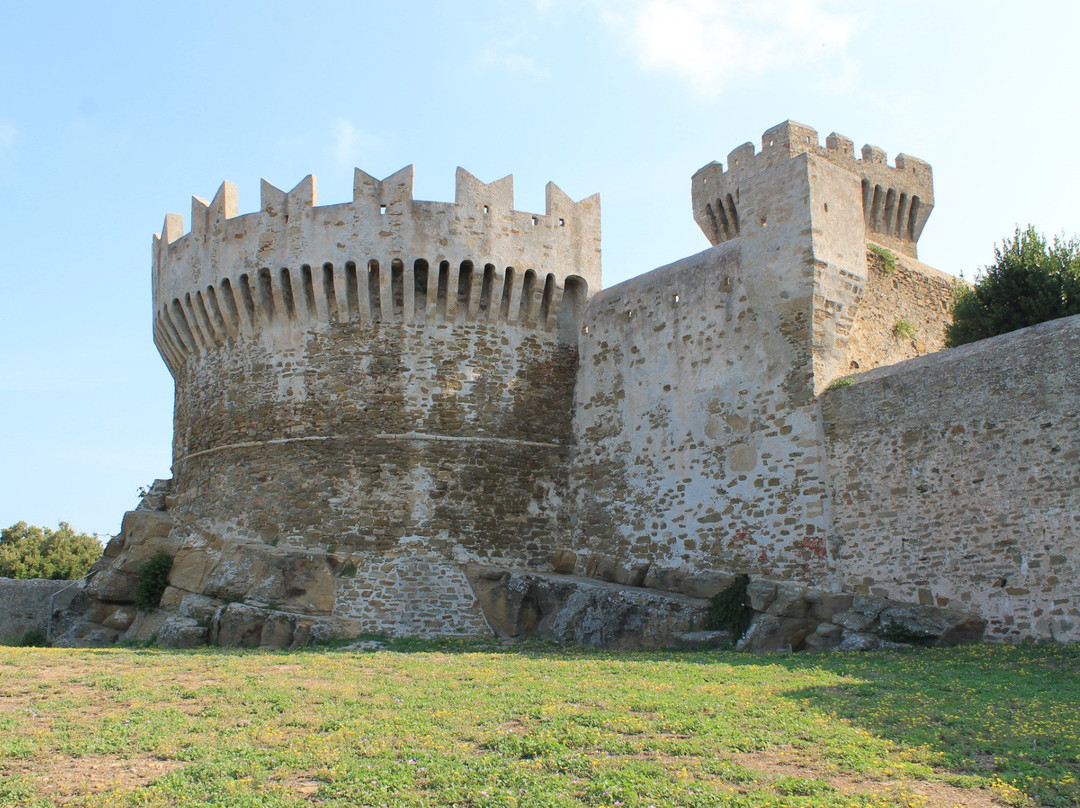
left=732, top=749, right=1010, bottom=808
left=6, top=754, right=182, bottom=802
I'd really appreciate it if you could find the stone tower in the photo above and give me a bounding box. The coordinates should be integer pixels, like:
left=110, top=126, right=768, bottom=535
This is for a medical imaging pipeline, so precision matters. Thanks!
left=148, top=167, right=599, bottom=637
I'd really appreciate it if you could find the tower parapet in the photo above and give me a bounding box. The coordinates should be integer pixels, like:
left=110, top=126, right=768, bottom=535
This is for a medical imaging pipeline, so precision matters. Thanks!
left=151, top=167, right=600, bottom=374
left=691, top=120, right=933, bottom=257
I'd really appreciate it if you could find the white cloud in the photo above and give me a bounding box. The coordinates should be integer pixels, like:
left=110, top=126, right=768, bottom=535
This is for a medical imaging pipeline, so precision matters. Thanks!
left=333, top=120, right=381, bottom=165
left=0, top=122, right=17, bottom=155
left=602, top=0, right=859, bottom=98
left=474, top=47, right=543, bottom=78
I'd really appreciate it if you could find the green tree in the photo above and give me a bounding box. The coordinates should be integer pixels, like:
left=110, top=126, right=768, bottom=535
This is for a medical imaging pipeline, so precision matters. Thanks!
left=0, top=522, right=102, bottom=580
left=946, top=226, right=1080, bottom=347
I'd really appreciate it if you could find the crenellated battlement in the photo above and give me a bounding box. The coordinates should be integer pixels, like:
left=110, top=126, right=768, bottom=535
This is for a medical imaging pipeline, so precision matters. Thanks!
left=691, top=120, right=933, bottom=256
left=151, top=168, right=600, bottom=374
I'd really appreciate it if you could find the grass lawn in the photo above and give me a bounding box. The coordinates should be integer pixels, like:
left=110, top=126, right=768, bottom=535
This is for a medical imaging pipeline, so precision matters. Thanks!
left=0, top=642, right=1077, bottom=807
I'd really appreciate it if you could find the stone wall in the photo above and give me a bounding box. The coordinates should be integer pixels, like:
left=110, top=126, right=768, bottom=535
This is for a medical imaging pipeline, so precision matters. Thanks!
left=823, top=313, right=1080, bottom=642
left=169, top=318, right=577, bottom=637
left=0, top=578, right=74, bottom=640
left=844, top=246, right=958, bottom=375
left=571, top=237, right=836, bottom=587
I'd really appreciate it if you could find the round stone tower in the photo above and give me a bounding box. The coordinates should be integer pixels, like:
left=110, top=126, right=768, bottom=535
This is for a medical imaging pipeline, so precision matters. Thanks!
left=150, top=166, right=600, bottom=636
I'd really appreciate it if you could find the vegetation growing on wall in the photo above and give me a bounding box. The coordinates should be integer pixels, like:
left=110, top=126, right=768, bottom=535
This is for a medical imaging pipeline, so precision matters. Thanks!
left=705, top=574, right=751, bottom=636
left=0, top=521, right=101, bottom=580
left=135, top=550, right=174, bottom=610
left=947, top=226, right=1080, bottom=347
left=868, top=243, right=898, bottom=273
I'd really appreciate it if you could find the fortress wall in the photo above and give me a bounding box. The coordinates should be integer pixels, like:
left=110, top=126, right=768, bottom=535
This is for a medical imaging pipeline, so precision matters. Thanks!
left=843, top=248, right=958, bottom=375
left=170, top=319, right=576, bottom=636
left=823, top=313, right=1080, bottom=642
left=572, top=211, right=837, bottom=585
left=0, top=578, right=73, bottom=640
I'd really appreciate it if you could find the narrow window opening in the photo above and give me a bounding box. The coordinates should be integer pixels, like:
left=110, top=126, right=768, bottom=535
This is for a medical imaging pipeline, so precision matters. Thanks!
left=413, top=259, right=429, bottom=318
left=380, top=204, right=387, bottom=215
left=483, top=204, right=490, bottom=215
left=279, top=268, right=296, bottom=318
left=219, top=278, right=242, bottom=329
left=206, top=286, right=230, bottom=336
left=391, top=259, right=405, bottom=319
left=558, top=217, right=565, bottom=227
left=322, top=262, right=339, bottom=321
left=456, top=261, right=474, bottom=323
left=171, top=298, right=198, bottom=351
left=479, top=264, right=495, bottom=319
left=557, top=275, right=587, bottom=344
left=192, top=291, right=218, bottom=343
left=238, top=273, right=257, bottom=325
left=436, top=261, right=450, bottom=320
left=673, top=294, right=680, bottom=304
left=760, top=217, right=767, bottom=228
left=345, top=262, right=360, bottom=320
left=368, top=260, right=382, bottom=321
left=499, top=267, right=515, bottom=321
left=300, top=265, right=317, bottom=317
left=519, top=269, right=536, bottom=325
left=539, top=273, right=555, bottom=330
left=531, top=216, right=538, bottom=226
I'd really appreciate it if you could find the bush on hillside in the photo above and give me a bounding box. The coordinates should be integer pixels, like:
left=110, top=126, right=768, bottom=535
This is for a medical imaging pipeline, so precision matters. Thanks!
left=946, top=226, right=1080, bottom=347
left=0, top=521, right=101, bottom=580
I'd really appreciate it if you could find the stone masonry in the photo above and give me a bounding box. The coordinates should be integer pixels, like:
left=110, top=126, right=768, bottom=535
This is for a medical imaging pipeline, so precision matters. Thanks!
left=54, top=120, right=1078, bottom=649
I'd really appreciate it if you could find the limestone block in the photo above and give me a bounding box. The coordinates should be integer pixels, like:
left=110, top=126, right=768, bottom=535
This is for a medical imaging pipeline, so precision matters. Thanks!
left=549, top=550, right=577, bottom=574
left=178, top=593, right=222, bottom=624
left=214, top=603, right=268, bottom=648
left=101, top=606, right=138, bottom=632
left=53, top=623, right=122, bottom=647
left=671, top=630, right=734, bottom=649
left=260, top=614, right=295, bottom=649
left=804, top=622, right=844, bottom=652
left=117, top=509, right=175, bottom=549
left=837, top=632, right=908, bottom=652
left=169, top=547, right=217, bottom=593
left=158, top=586, right=186, bottom=609
left=677, top=570, right=738, bottom=599
left=806, top=590, right=854, bottom=622
left=85, top=569, right=139, bottom=603
left=123, top=610, right=169, bottom=643
left=585, top=554, right=617, bottom=583
left=832, top=595, right=888, bottom=632
left=766, top=584, right=809, bottom=618
left=156, top=616, right=209, bottom=649
left=878, top=603, right=986, bottom=645
left=643, top=566, right=681, bottom=592
left=737, top=614, right=815, bottom=652
left=746, top=580, right=778, bottom=612
left=613, top=564, right=649, bottom=587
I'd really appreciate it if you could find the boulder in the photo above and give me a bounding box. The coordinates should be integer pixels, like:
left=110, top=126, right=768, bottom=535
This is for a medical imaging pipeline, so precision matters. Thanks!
left=677, top=570, right=738, bottom=599
left=804, top=622, right=844, bottom=651
left=156, top=616, right=209, bottom=649
left=746, top=580, right=778, bottom=612
left=671, top=630, right=734, bottom=649
left=214, top=603, right=268, bottom=648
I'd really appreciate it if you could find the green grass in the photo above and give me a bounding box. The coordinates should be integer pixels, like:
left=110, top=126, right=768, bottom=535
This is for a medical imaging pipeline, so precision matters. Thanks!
left=1, top=642, right=1077, bottom=806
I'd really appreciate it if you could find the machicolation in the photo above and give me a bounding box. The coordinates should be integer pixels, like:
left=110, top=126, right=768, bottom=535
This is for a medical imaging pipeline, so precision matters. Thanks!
left=54, top=120, right=1080, bottom=651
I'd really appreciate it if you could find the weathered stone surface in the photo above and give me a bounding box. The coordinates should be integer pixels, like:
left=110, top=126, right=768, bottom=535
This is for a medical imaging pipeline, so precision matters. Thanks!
left=746, top=581, right=779, bottom=613
left=766, top=584, right=809, bottom=618
left=837, top=632, right=909, bottom=652
left=214, top=603, right=268, bottom=648
left=101, top=606, right=138, bottom=632
left=549, top=550, right=577, bottom=575
left=0, top=578, right=75, bottom=640
left=806, top=590, right=854, bottom=622
left=677, top=570, right=738, bottom=599
left=833, top=595, right=888, bottom=632
left=671, top=630, right=733, bottom=649
left=804, top=622, right=844, bottom=652
left=85, top=569, right=140, bottom=603
left=467, top=567, right=706, bottom=650
left=156, top=616, right=209, bottom=649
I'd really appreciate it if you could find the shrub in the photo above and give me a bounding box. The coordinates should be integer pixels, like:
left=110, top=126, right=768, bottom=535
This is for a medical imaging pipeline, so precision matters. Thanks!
left=3, top=629, right=49, bottom=647
left=705, top=574, right=751, bottom=637
left=868, top=243, right=898, bottom=273
left=826, top=376, right=853, bottom=391
left=893, top=318, right=916, bottom=339
left=135, top=551, right=173, bottom=610
left=946, top=226, right=1080, bottom=347
left=0, top=521, right=101, bottom=580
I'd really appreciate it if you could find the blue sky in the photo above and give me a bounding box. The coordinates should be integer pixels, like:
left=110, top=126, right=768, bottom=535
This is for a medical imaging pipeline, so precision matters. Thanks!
left=2, top=1, right=1078, bottom=538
